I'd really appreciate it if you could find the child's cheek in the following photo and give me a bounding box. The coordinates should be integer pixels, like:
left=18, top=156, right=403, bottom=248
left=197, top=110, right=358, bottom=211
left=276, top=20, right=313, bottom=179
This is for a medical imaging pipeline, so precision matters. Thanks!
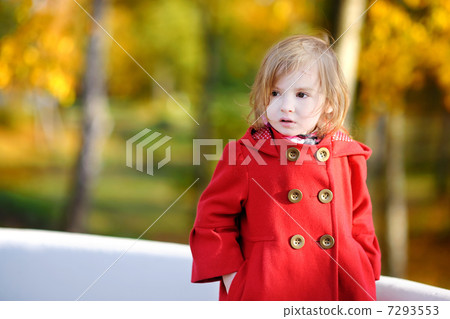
left=265, top=103, right=276, bottom=120
left=299, top=100, right=320, bottom=117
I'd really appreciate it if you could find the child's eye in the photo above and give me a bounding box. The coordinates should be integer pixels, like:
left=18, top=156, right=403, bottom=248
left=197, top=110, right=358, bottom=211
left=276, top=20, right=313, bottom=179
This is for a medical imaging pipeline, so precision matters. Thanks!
left=271, top=91, right=280, bottom=97
left=297, top=92, right=308, bottom=98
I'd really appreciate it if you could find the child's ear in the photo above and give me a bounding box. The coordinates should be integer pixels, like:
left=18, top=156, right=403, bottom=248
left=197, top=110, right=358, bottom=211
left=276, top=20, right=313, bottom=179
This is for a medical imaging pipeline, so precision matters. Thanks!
left=324, top=102, right=333, bottom=114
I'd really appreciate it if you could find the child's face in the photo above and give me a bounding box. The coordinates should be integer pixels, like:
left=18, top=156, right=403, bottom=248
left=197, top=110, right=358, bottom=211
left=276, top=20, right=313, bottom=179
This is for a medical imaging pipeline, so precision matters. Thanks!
left=266, top=66, right=326, bottom=136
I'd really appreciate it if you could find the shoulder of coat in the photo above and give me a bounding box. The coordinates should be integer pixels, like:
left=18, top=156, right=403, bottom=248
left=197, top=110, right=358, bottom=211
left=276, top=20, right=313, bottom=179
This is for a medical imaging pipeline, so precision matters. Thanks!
left=331, top=132, right=372, bottom=159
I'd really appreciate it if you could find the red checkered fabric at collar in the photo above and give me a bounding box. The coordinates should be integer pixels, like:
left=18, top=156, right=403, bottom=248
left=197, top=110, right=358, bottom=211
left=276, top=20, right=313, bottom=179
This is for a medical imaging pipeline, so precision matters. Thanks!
left=251, top=126, right=272, bottom=140
left=332, top=130, right=353, bottom=142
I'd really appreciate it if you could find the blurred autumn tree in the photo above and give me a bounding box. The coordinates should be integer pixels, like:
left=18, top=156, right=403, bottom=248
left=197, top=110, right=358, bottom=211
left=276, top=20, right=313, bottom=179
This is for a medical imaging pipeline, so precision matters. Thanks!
left=0, top=1, right=84, bottom=107
left=359, top=0, right=450, bottom=278
left=0, top=0, right=112, bottom=232
left=335, top=0, right=368, bottom=126
left=63, top=0, right=112, bottom=232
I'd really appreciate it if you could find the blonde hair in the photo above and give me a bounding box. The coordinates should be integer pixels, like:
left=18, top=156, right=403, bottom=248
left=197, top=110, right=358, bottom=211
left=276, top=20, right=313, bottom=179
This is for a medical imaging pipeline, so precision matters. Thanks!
left=248, top=34, right=349, bottom=137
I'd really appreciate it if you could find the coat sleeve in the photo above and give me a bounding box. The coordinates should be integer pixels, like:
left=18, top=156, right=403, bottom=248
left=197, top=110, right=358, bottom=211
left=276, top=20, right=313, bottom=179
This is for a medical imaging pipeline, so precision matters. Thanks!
left=190, top=141, right=248, bottom=283
left=349, top=154, right=382, bottom=281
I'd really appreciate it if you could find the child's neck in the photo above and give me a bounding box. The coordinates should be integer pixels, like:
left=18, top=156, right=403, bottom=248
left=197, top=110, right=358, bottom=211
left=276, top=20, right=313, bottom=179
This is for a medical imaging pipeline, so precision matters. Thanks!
left=268, top=124, right=321, bottom=145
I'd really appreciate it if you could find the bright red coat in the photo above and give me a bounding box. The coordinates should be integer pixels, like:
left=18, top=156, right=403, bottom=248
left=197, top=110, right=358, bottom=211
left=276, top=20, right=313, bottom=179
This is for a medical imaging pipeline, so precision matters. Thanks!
left=190, top=127, right=381, bottom=301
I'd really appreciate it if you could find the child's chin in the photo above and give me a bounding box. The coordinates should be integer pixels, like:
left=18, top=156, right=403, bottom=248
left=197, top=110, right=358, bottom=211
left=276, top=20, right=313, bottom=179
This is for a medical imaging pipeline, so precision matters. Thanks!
left=274, top=125, right=302, bottom=136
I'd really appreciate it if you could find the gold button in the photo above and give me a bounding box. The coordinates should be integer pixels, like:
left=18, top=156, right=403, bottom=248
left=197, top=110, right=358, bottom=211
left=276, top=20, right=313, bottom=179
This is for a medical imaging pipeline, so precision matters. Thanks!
left=288, top=189, right=302, bottom=203
left=286, top=147, right=300, bottom=162
left=315, top=147, right=330, bottom=162
left=290, top=234, right=305, bottom=249
left=318, top=189, right=333, bottom=203
left=319, top=234, right=335, bottom=249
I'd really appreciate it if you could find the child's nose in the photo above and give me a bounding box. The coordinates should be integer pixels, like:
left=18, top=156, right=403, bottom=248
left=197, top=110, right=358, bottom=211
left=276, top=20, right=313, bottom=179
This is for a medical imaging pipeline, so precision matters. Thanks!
left=280, top=95, right=295, bottom=112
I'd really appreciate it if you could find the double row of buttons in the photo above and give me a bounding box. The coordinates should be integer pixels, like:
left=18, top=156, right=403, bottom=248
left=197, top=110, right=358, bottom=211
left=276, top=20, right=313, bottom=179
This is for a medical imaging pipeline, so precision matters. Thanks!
left=286, top=147, right=330, bottom=162
left=286, top=147, right=334, bottom=249
left=287, top=189, right=333, bottom=204
left=290, top=234, right=335, bottom=250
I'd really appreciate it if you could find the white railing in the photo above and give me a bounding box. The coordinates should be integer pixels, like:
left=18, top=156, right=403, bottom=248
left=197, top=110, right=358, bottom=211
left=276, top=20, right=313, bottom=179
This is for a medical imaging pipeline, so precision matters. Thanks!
left=1, top=228, right=449, bottom=301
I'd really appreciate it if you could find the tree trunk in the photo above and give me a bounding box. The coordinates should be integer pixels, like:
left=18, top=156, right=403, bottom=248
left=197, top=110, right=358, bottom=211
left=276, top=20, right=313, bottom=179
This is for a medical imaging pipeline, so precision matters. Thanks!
left=366, top=113, right=387, bottom=215
left=335, top=0, right=368, bottom=129
left=194, top=2, right=220, bottom=193
left=62, top=0, right=112, bottom=232
left=386, top=110, right=408, bottom=277
left=435, top=108, right=450, bottom=196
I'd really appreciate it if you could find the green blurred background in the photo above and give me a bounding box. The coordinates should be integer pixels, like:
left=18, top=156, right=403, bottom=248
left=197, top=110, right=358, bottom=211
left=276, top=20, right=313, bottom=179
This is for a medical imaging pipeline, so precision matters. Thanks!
left=0, top=0, right=449, bottom=289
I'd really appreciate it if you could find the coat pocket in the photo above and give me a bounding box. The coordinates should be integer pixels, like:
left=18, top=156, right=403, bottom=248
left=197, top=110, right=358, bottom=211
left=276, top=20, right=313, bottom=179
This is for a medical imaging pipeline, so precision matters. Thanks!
left=228, top=239, right=277, bottom=300
left=226, top=259, right=248, bottom=300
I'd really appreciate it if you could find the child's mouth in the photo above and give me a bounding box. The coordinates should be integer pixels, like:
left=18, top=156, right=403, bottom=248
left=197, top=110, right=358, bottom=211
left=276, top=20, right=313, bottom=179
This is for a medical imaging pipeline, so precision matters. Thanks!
left=280, top=119, right=295, bottom=127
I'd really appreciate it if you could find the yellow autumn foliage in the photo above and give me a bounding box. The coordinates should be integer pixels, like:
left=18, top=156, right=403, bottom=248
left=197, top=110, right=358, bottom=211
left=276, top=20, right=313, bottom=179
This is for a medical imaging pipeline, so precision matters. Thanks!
left=2, top=0, right=449, bottom=111
left=0, top=0, right=84, bottom=106
left=360, top=0, right=450, bottom=110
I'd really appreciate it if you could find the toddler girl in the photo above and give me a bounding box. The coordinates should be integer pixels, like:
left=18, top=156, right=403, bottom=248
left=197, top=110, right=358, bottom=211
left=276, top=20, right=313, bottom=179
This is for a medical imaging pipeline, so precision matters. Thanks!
left=190, top=34, right=381, bottom=301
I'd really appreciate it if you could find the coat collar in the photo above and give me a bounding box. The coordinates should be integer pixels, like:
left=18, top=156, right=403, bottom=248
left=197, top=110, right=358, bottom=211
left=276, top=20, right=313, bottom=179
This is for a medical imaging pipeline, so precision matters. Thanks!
left=238, top=126, right=371, bottom=159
